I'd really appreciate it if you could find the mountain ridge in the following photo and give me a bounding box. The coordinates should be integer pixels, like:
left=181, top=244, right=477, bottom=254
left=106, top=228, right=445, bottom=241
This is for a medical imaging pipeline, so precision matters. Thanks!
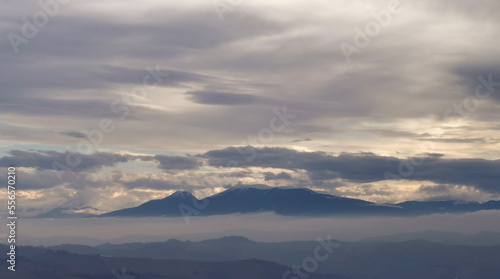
left=99, top=186, right=500, bottom=218
left=34, top=186, right=500, bottom=218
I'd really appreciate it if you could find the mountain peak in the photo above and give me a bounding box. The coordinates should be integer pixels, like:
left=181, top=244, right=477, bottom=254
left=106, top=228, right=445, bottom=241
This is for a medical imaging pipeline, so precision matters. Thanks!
left=100, top=187, right=500, bottom=219
left=169, top=191, right=195, bottom=199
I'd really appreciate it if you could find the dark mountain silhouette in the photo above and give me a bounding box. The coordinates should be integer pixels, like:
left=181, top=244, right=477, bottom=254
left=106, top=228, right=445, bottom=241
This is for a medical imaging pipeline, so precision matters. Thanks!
left=35, top=205, right=99, bottom=218
left=99, top=186, right=500, bottom=218
left=102, top=191, right=200, bottom=217
left=21, top=236, right=500, bottom=279
left=360, top=230, right=500, bottom=246
left=0, top=244, right=345, bottom=279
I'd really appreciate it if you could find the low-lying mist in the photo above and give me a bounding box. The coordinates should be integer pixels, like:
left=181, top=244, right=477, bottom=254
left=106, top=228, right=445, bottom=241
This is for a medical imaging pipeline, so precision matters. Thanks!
left=18, top=210, right=500, bottom=246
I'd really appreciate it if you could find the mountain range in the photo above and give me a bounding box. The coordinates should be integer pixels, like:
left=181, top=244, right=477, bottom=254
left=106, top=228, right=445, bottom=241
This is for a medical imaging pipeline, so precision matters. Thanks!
left=0, top=244, right=345, bottom=279
left=35, top=186, right=500, bottom=218
left=6, top=236, right=500, bottom=279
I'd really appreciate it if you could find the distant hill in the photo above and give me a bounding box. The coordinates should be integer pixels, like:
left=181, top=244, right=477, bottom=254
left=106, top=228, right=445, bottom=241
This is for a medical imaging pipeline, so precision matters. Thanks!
left=33, top=236, right=500, bottom=279
left=360, top=230, right=500, bottom=246
left=98, top=186, right=500, bottom=218
left=35, top=205, right=99, bottom=218
left=0, top=244, right=345, bottom=279
left=102, top=190, right=200, bottom=217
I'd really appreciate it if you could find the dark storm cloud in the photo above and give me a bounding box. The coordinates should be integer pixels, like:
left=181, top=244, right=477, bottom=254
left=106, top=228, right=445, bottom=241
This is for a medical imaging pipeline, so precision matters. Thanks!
left=186, top=91, right=268, bottom=105
left=153, top=155, right=201, bottom=171
left=203, top=147, right=500, bottom=193
left=97, top=66, right=213, bottom=88
left=0, top=150, right=202, bottom=173
left=0, top=167, right=105, bottom=190
left=225, top=171, right=254, bottom=178
left=61, top=131, right=87, bottom=139
left=291, top=138, right=312, bottom=143
left=264, top=171, right=293, bottom=181
left=0, top=169, right=71, bottom=190
left=0, top=150, right=136, bottom=171
left=452, top=63, right=500, bottom=102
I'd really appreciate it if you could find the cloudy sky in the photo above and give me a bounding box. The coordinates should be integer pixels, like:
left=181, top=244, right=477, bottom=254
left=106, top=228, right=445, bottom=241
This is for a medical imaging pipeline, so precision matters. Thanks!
left=1, top=0, right=499, bottom=216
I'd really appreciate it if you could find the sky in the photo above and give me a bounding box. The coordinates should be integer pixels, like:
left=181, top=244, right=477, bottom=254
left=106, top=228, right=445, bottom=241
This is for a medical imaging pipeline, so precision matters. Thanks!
left=0, top=0, right=500, bottom=216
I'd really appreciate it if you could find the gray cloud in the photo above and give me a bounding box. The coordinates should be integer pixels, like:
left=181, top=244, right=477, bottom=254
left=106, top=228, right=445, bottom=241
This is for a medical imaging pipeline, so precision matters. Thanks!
left=225, top=171, right=254, bottom=178
left=186, top=91, right=268, bottom=105
left=419, top=138, right=487, bottom=144
left=0, top=150, right=201, bottom=173
left=0, top=0, right=498, bottom=154
left=264, top=171, right=293, bottom=181
left=452, top=63, right=500, bottom=103
left=60, top=131, right=87, bottom=139
left=97, top=66, right=212, bottom=86
left=0, top=0, right=499, bottom=208
left=0, top=150, right=135, bottom=172
left=120, top=178, right=196, bottom=191
left=153, top=155, right=201, bottom=171
left=204, top=147, right=500, bottom=193
left=0, top=169, right=68, bottom=190
left=291, top=138, right=312, bottom=143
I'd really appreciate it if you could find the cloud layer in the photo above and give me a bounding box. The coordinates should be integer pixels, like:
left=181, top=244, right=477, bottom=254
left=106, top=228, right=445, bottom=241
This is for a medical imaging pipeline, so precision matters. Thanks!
left=0, top=0, right=499, bottom=215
